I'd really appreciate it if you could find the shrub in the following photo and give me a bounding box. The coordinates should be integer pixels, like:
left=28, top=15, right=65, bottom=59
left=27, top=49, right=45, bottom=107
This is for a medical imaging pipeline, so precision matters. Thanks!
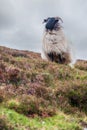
left=0, top=116, right=13, bottom=130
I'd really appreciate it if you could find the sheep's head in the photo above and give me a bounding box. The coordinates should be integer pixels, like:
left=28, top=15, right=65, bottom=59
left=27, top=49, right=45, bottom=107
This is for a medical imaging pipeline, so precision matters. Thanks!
left=43, top=17, right=63, bottom=31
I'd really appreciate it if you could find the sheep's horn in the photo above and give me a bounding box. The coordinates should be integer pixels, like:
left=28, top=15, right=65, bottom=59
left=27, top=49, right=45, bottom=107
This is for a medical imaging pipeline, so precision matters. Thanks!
left=56, top=17, right=63, bottom=23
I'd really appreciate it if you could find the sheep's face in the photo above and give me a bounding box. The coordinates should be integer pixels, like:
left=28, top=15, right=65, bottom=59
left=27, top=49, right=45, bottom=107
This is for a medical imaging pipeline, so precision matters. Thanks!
left=43, top=17, right=63, bottom=31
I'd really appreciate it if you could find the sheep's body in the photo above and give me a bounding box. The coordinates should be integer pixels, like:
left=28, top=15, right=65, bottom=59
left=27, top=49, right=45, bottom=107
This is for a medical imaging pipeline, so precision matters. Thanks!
left=42, top=28, right=75, bottom=66
left=43, top=29, right=68, bottom=54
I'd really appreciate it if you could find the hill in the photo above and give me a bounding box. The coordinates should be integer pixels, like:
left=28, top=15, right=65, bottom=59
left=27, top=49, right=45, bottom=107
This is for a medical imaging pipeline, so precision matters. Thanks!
left=0, top=46, right=87, bottom=130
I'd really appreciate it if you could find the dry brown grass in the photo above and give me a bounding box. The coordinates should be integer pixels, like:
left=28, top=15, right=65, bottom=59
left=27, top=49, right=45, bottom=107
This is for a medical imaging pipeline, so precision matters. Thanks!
left=0, top=46, right=87, bottom=118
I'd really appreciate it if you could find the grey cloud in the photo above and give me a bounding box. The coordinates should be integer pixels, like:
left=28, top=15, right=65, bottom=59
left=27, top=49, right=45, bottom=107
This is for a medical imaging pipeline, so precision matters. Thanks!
left=0, top=0, right=87, bottom=59
left=0, top=0, right=16, bottom=29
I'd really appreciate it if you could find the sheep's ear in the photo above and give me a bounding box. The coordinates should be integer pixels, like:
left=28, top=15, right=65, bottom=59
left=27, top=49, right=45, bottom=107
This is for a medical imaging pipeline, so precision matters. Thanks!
left=43, top=18, right=50, bottom=23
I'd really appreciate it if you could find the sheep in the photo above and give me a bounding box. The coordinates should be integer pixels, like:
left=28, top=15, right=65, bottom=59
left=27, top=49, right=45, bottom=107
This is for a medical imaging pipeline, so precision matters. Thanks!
left=41, top=17, right=75, bottom=67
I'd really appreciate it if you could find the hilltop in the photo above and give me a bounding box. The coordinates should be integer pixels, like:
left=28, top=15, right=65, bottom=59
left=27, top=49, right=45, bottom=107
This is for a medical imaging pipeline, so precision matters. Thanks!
left=0, top=46, right=87, bottom=130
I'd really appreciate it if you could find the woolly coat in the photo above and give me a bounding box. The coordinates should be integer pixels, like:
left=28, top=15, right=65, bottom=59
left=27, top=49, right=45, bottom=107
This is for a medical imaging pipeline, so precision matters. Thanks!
left=41, top=28, right=74, bottom=64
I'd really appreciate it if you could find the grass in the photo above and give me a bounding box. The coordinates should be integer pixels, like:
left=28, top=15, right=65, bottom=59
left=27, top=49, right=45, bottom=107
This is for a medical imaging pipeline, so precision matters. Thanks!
left=0, top=107, right=82, bottom=130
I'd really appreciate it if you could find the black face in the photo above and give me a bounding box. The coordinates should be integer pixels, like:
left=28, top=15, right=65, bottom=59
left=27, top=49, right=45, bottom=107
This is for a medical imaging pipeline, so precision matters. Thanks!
left=43, top=17, right=63, bottom=31
left=44, top=17, right=59, bottom=31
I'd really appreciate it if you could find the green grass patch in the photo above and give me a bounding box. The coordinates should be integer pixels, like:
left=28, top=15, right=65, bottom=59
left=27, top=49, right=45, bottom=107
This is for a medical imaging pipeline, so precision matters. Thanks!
left=0, top=107, right=82, bottom=130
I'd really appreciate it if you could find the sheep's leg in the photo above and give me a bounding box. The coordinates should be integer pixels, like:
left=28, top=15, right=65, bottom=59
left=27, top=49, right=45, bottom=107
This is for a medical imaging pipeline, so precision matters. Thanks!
left=48, top=53, right=65, bottom=63
left=58, top=54, right=63, bottom=63
left=48, top=53, right=54, bottom=62
left=58, top=52, right=73, bottom=64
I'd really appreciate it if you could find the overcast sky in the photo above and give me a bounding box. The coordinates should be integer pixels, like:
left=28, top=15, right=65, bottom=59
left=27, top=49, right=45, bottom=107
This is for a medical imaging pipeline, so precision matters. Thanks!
left=0, top=0, right=87, bottom=60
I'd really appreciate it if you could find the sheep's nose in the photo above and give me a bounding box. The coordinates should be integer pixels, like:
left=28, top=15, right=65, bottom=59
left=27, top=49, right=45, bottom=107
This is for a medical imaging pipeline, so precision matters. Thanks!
left=45, top=18, right=57, bottom=30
